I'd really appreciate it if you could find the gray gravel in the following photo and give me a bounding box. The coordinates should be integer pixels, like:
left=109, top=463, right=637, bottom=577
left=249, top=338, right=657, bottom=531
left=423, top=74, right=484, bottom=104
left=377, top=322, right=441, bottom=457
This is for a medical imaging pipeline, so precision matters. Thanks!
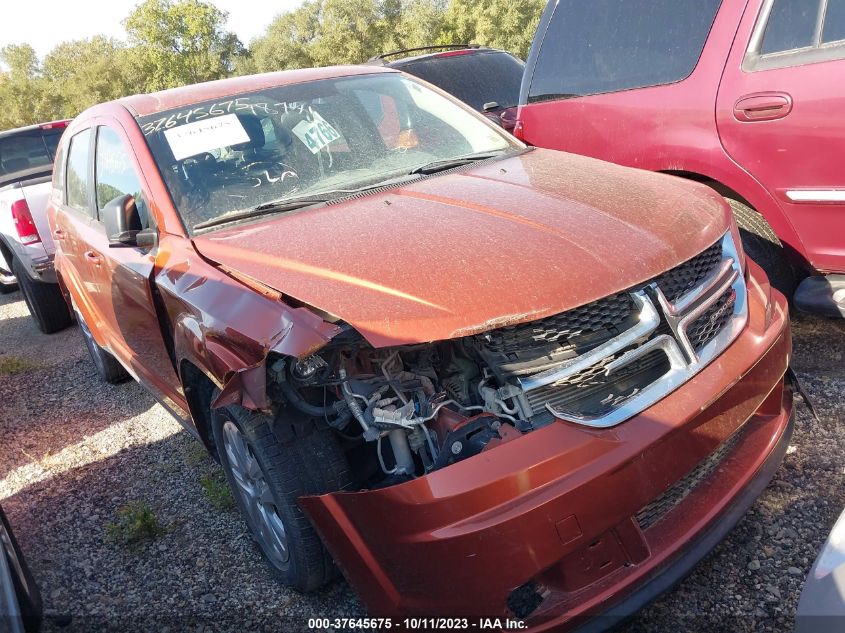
left=0, top=290, right=843, bottom=632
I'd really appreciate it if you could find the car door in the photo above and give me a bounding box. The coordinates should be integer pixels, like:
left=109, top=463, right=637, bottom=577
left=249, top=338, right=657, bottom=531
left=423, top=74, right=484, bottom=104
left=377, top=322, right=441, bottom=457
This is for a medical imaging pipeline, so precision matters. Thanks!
left=53, top=127, right=102, bottom=315
left=85, top=123, right=184, bottom=404
left=716, top=0, right=845, bottom=273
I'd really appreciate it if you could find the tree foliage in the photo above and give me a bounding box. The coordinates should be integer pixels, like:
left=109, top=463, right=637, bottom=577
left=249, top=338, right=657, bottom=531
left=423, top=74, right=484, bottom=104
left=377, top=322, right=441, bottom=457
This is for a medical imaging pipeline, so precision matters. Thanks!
left=0, top=44, right=53, bottom=129
left=124, top=0, right=245, bottom=91
left=437, top=0, right=543, bottom=59
left=0, top=0, right=543, bottom=129
left=42, top=37, right=134, bottom=119
left=246, top=0, right=541, bottom=73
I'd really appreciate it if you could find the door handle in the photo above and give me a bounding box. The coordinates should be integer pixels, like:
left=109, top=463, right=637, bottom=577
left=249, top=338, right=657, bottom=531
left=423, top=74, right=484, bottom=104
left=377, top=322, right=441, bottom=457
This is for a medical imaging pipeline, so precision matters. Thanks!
left=84, top=251, right=103, bottom=266
left=53, top=228, right=65, bottom=240
left=733, top=92, right=792, bottom=122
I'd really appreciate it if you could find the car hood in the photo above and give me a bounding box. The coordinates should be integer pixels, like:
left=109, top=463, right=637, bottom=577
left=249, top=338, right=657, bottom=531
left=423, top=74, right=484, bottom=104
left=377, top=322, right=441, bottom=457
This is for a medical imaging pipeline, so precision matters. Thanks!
left=192, top=148, right=730, bottom=348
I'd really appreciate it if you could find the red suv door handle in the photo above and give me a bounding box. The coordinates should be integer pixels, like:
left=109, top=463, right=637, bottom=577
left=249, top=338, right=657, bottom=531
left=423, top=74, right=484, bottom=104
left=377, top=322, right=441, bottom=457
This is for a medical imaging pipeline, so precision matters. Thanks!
left=733, top=92, right=793, bottom=122
left=84, top=251, right=103, bottom=266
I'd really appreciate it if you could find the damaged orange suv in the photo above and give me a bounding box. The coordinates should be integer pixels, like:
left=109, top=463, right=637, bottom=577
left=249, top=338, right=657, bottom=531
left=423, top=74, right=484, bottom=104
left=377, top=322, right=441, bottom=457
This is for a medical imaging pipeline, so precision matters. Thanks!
left=47, top=66, right=793, bottom=630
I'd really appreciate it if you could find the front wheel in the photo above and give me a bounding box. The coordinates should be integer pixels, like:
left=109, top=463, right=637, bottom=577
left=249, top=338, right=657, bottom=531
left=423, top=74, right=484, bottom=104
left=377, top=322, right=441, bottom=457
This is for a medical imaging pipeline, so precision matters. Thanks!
left=212, top=405, right=351, bottom=591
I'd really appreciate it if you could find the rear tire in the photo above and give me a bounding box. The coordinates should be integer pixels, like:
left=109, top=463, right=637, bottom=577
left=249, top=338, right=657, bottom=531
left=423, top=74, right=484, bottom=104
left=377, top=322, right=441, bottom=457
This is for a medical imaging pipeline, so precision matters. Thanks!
left=212, top=405, right=351, bottom=591
left=0, top=280, right=17, bottom=294
left=76, top=308, right=130, bottom=384
left=11, top=257, right=72, bottom=333
left=726, top=198, right=797, bottom=298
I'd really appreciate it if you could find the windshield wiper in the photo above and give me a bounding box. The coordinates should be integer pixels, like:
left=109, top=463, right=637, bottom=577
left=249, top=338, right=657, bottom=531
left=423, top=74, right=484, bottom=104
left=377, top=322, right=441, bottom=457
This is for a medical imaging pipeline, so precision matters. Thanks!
left=193, top=196, right=329, bottom=231
left=192, top=175, right=422, bottom=232
left=409, top=151, right=507, bottom=176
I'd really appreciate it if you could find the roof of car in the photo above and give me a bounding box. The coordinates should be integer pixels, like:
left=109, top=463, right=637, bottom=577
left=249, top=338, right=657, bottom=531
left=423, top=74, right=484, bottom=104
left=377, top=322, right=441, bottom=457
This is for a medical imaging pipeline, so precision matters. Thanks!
left=0, top=120, right=70, bottom=139
left=118, top=65, right=397, bottom=117
left=372, top=46, right=512, bottom=67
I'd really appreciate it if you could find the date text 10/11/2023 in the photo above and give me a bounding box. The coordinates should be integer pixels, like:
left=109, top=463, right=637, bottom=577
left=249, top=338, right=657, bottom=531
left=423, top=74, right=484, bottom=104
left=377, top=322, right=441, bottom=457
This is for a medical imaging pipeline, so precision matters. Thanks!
left=307, top=618, right=529, bottom=630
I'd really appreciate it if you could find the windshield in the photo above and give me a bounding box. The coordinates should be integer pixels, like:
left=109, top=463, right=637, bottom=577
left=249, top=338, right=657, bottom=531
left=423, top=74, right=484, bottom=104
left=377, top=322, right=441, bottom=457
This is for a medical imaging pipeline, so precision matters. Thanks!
left=398, top=51, right=525, bottom=111
left=137, top=73, right=517, bottom=234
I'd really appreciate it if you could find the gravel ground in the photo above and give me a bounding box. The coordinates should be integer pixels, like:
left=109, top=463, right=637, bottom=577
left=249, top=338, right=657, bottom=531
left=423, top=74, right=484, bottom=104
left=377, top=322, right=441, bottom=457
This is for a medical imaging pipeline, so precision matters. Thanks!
left=0, top=289, right=843, bottom=632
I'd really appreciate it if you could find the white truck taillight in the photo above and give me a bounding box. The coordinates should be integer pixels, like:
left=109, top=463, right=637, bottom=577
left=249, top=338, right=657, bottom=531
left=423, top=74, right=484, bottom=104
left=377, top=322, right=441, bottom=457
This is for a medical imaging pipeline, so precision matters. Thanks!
left=11, top=199, right=42, bottom=245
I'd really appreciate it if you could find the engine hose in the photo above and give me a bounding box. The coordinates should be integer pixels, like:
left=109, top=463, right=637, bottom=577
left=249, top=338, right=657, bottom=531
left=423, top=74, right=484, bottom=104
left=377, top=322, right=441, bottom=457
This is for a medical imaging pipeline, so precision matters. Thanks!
left=279, top=379, right=351, bottom=428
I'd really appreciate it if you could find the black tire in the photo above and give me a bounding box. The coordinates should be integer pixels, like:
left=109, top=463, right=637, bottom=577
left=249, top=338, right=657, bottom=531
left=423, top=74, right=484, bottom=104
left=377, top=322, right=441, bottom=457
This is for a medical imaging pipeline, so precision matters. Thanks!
left=727, top=198, right=797, bottom=298
left=76, top=308, right=130, bottom=384
left=11, top=258, right=72, bottom=333
left=212, top=404, right=351, bottom=591
left=0, top=507, right=42, bottom=633
left=0, top=279, right=17, bottom=294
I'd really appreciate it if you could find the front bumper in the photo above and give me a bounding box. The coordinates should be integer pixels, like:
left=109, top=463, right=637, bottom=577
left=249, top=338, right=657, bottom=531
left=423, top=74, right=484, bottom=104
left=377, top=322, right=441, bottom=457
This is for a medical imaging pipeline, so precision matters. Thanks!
left=300, top=260, right=793, bottom=629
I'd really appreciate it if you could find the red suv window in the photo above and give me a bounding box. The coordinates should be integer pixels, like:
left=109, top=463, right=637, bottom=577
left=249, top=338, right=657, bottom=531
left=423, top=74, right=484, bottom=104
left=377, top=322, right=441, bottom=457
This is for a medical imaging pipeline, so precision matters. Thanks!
left=528, top=0, right=722, bottom=102
left=824, top=0, right=845, bottom=43
left=760, top=0, right=820, bottom=54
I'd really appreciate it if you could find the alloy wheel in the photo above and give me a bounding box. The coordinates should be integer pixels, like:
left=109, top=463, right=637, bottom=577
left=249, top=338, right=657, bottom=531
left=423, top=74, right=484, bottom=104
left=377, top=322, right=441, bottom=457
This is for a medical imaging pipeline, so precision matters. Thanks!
left=221, top=420, right=290, bottom=569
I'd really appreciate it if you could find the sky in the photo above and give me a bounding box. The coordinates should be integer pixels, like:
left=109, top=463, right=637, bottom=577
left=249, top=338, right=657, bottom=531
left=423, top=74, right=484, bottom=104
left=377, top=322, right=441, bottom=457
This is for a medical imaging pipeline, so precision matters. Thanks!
left=0, top=0, right=306, bottom=59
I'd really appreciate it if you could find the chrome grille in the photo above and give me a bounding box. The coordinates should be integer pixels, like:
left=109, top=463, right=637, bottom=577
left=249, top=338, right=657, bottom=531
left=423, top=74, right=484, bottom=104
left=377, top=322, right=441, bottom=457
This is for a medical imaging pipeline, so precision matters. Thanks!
left=636, top=424, right=747, bottom=530
left=481, top=231, right=748, bottom=429
left=654, top=241, right=723, bottom=302
left=482, top=293, right=633, bottom=355
left=688, top=288, right=737, bottom=351
left=524, top=349, right=669, bottom=420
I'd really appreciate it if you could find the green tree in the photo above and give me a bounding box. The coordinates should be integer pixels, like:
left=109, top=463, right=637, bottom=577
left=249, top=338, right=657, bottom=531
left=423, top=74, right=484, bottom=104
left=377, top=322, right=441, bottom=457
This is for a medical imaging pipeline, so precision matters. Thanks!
left=0, top=44, right=54, bottom=129
left=438, top=0, right=544, bottom=59
left=123, top=0, right=245, bottom=91
left=247, top=0, right=411, bottom=72
left=245, top=0, right=542, bottom=75
left=42, top=37, right=134, bottom=118
left=1, top=44, right=39, bottom=78
left=240, top=0, right=322, bottom=74
left=393, top=0, right=449, bottom=50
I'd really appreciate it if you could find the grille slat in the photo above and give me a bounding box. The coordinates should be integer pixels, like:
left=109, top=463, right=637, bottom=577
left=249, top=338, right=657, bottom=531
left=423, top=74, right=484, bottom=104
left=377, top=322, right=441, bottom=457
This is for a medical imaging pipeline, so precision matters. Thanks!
left=654, top=241, right=722, bottom=303
left=525, top=349, right=669, bottom=418
left=482, top=292, right=634, bottom=355
left=636, top=425, right=747, bottom=530
left=688, top=288, right=736, bottom=351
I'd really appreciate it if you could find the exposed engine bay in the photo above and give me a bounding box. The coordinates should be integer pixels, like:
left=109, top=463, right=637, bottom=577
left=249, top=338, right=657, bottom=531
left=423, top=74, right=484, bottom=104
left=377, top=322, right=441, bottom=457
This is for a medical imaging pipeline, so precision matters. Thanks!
left=265, top=294, right=653, bottom=487
left=267, top=327, right=536, bottom=486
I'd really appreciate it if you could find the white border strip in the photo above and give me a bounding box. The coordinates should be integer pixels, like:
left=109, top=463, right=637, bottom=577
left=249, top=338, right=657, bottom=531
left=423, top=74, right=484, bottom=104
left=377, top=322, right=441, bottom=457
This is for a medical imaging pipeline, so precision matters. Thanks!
left=786, top=190, right=845, bottom=203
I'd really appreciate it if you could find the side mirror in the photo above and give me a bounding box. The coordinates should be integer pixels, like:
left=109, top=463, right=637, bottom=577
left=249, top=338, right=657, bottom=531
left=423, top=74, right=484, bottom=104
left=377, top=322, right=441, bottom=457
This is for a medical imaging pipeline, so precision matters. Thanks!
left=103, top=194, right=150, bottom=248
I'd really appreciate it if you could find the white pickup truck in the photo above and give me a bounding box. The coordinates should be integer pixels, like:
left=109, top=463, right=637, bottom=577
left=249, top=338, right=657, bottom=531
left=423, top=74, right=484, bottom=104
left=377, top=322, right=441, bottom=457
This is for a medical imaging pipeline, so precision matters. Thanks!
left=0, top=121, right=73, bottom=333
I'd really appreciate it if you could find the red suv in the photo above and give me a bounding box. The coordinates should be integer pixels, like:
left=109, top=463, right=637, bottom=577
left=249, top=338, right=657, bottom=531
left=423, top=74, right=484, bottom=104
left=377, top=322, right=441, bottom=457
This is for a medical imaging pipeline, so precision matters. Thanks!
left=517, top=0, right=845, bottom=317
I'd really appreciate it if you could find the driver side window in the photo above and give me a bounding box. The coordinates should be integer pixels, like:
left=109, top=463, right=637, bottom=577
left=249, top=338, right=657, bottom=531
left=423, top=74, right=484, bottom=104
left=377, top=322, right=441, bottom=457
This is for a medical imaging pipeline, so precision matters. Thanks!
left=95, top=126, right=151, bottom=229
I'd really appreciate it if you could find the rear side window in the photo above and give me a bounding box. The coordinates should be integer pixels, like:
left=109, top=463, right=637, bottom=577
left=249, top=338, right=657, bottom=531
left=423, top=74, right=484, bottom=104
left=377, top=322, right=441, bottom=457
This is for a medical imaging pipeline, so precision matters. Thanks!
left=51, top=142, right=66, bottom=202
left=528, top=0, right=722, bottom=102
left=397, top=51, right=525, bottom=111
left=760, top=0, right=820, bottom=54
left=66, top=129, right=93, bottom=216
left=824, top=0, right=845, bottom=43
left=95, top=126, right=151, bottom=229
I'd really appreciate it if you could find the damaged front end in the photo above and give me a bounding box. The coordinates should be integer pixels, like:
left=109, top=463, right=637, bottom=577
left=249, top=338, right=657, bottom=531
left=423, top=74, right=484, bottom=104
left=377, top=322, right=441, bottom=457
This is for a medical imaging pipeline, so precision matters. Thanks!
left=266, top=230, right=746, bottom=488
